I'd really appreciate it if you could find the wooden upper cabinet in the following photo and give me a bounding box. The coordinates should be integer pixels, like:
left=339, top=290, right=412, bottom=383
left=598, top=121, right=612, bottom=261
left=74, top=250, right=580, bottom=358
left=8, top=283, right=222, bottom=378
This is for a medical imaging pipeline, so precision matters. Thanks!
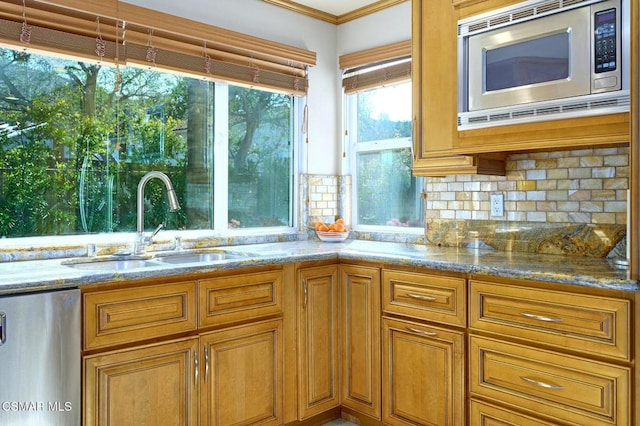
left=411, top=0, right=506, bottom=176
left=411, top=0, right=630, bottom=176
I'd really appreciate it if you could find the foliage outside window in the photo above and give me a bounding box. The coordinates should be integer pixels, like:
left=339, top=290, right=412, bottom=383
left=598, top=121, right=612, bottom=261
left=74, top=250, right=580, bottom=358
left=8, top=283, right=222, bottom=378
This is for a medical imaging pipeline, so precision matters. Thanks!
left=347, top=81, right=424, bottom=229
left=0, top=46, right=295, bottom=238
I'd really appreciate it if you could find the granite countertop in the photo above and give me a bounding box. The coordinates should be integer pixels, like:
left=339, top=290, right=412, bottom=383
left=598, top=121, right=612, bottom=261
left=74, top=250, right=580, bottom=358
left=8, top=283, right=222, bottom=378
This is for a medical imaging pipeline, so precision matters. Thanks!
left=0, top=239, right=636, bottom=296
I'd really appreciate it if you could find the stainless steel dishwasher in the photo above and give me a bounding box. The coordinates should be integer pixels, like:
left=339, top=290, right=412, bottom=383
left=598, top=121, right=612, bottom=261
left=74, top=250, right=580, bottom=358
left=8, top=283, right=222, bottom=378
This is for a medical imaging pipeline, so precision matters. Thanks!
left=0, top=288, right=80, bottom=426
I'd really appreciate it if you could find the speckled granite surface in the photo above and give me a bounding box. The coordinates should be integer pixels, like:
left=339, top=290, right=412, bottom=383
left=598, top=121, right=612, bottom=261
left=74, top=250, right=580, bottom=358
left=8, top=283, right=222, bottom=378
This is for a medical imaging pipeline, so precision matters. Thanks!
left=0, top=239, right=635, bottom=295
left=426, top=219, right=626, bottom=258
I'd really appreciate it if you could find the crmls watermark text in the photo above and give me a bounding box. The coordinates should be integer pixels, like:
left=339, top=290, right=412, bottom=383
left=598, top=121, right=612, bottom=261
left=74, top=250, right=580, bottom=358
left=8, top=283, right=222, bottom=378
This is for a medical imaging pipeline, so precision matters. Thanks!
left=1, top=401, right=73, bottom=412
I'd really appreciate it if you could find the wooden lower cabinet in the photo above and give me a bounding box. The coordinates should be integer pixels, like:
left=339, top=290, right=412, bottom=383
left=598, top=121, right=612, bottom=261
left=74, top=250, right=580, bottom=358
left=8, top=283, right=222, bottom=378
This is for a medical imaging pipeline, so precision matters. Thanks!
left=469, top=399, right=559, bottom=426
left=200, top=319, right=284, bottom=426
left=297, top=265, right=341, bottom=420
left=382, top=316, right=465, bottom=426
left=341, top=265, right=381, bottom=420
left=469, top=335, right=631, bottom=426
left=84, top=320, right=284, bottom=426
left=84, top=337, right=199, bottom=426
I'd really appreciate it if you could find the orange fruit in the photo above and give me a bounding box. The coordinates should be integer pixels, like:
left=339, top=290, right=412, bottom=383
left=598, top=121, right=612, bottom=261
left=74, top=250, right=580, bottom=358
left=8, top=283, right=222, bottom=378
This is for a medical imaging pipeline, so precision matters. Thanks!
left=318, top=224, right=329, bottom=232
left=314, top=221, right=326, bottom=231
left=335, top=218, right=344, bottom=224
left=334, top=223, right=345, bottom=232
left=328, top=223, right=336, bottom=231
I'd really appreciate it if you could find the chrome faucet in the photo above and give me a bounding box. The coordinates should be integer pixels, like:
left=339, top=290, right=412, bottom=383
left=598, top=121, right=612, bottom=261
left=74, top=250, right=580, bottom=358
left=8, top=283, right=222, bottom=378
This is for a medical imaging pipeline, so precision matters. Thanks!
left=135, top=171, right=181, bottom=254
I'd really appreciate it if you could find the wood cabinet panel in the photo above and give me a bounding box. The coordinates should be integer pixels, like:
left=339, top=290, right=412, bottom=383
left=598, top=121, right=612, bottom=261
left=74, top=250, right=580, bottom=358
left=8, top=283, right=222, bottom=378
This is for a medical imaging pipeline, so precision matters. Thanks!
left=383, top=270, right=466, bottom=327
left=83, top=281, right=197, bottom=350
left=200, top=319, right=283, bottom=426
left=469, top=399, right=559, bottom=426
left=198, top=270, right=282, bottom=328
left=382, top=317, right=465, bottom=426
left=340, top=265, right=381, bottom=420
left=470, top=280, right=631, bottom=361
left=297, top=265, right=340, bottom=419
left=83, top=337, right=198, bottom=426
left=469, top=335, right=631, bottom=426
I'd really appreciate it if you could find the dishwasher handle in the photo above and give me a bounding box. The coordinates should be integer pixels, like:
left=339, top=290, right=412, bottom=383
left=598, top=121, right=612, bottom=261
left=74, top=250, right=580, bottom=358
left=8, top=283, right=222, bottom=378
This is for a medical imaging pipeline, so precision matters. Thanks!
left=0, top=312, right=6, bottom=345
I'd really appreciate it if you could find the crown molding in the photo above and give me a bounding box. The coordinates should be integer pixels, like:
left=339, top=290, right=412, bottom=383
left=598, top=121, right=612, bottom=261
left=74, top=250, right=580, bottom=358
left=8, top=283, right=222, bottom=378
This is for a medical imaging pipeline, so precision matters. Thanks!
left=262, top=0, right=408, bottom=25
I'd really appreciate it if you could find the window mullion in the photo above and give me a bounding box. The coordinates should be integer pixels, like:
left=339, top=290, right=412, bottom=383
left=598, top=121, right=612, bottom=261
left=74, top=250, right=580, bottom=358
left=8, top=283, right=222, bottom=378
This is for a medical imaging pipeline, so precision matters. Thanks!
left=213, top=82, right=229, bottom=231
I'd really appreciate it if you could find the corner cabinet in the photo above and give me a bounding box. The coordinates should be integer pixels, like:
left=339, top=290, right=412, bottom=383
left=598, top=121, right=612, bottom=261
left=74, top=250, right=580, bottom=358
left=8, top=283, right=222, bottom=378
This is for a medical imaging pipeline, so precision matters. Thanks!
left=411, top=0, right=630, bottom=176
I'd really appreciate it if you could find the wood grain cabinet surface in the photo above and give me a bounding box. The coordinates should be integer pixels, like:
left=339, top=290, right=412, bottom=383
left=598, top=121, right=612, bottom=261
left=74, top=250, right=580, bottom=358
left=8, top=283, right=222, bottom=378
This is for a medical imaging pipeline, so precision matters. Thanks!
left=83, top=280, right=197, bottom=351
left=382, top=316, right=465, bottom=426
left=383, top=269, right=467, bottom=327
left=469, top=335, right=631, bottom=426
left=470, top=280, right=631, bottom=361
left=198, top=270, right=283, bottom=328
left=200, top=319, right=284, bottom=426
left=83, top=337, right=199, bottom=426
left=297, top=265, right=341, bottom=420
left=82, top=267, right=285, bottom=426
left=340, top=265, right=381, bottom=420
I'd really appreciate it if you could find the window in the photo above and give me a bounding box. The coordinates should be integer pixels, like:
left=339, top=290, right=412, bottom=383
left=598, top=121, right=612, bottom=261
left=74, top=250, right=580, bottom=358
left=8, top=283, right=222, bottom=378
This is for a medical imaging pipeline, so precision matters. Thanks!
left=346, top=81, right=424, bottom=229
left=0, top=46, right=296, bottom=238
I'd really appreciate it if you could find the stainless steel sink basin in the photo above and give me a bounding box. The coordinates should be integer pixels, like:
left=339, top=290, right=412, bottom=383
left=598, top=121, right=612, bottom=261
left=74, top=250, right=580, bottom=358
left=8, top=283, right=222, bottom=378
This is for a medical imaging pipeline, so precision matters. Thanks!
left=66, top=259, right=160, bottom=271
left=154, top=251, right=245, bottom=264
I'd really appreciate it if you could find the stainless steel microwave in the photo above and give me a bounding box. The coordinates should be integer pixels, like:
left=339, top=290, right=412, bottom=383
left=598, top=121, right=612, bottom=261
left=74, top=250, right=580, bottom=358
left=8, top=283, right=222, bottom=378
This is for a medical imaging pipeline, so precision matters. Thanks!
left=457, top=0, right=630, bottom=130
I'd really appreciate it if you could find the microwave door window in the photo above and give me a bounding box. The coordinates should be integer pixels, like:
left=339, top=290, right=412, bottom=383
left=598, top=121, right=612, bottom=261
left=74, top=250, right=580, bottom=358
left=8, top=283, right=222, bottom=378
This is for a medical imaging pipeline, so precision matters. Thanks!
left=484, top=31, right=570, bottom=92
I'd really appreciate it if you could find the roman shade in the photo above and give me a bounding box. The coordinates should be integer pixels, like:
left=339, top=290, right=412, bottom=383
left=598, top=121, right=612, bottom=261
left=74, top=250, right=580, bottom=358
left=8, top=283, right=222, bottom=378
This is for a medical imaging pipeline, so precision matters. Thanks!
left=340, top=40, right=411, bottom=94
left=0, top=0, right=316, bottom=95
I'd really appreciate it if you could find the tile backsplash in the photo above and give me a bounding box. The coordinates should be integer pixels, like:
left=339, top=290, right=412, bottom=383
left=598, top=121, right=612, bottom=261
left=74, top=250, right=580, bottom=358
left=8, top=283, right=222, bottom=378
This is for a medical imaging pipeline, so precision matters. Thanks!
left=425, top=147, right=628, bottom=225
left=303, top=147, right=628, bottom=258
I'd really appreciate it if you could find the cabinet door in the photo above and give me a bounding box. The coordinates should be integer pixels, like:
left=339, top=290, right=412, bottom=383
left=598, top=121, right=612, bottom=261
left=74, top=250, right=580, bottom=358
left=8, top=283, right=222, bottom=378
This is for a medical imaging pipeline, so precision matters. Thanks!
left=382, top=317, right=465, bottom=426
left=200, top=319, right=284, bottom=426
left=84, top=337, right=198, bottom=426
left=298, top=265, right=340, bottom=419
left=341, top=265, right=381, bottom=419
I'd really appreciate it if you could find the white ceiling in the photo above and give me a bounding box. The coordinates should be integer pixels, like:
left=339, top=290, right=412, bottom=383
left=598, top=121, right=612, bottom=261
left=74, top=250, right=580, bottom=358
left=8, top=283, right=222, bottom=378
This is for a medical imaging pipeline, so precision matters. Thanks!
left=290, top=0, right=380, bottom=16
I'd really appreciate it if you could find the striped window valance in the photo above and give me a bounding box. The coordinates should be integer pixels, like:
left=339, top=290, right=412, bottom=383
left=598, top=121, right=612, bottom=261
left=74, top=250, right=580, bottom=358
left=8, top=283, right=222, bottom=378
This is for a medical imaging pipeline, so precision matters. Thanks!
left=340, top=40, right=411, bottom=94
left=0, top=0, right=317, bottom=95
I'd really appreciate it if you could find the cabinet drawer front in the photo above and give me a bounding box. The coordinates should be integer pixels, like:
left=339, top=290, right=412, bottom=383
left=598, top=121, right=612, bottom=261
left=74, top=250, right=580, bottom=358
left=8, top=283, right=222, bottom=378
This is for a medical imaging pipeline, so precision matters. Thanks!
left=83, top=281, right=197, bottom=350
left=470, top=336, right=630, bottom=426
left=470, top=399, right=558, bottom=426
left=383, top=270, right=466, bottom=326
left=470, top=280, right=630, bottom=361
left=199, top=270, right=282, bottom=327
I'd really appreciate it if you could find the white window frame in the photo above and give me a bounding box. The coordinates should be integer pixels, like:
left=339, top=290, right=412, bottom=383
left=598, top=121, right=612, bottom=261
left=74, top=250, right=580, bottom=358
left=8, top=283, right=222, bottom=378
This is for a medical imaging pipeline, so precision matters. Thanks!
left=213, top=83, right=300, bottom=235
left=345, top=86, right=424, bottom=234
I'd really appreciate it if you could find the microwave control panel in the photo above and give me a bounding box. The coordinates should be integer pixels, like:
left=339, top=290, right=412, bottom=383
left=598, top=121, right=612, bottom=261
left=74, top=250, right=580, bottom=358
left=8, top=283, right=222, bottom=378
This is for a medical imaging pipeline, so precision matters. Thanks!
left=594, top=8, right=617, bottom=73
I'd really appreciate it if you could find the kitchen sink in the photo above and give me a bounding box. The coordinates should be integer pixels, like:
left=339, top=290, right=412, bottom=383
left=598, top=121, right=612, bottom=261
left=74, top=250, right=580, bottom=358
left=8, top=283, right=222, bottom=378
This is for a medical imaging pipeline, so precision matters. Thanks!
left=154, top=251, right=246, bottom=264
left=65, top=259, right=160, bottom=271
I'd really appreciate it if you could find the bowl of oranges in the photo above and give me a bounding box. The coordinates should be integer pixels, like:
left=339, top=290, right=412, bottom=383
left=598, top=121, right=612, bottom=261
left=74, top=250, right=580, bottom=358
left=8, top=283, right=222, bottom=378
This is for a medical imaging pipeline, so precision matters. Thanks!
left=315, top=218, right=349, bottom=242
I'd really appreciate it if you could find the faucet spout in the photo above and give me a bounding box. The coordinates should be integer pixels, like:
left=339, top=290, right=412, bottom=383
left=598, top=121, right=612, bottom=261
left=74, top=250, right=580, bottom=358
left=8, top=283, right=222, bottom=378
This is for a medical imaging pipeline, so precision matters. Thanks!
left=135, top=171, right=181, bottom=254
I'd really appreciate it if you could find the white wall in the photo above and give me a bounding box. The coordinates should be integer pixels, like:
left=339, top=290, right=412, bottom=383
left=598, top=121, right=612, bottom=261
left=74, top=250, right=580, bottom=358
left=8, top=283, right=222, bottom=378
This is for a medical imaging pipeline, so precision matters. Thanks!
left=337, top=2, right=411, bottom=56
left=123, top=0, right=411, bottom=175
